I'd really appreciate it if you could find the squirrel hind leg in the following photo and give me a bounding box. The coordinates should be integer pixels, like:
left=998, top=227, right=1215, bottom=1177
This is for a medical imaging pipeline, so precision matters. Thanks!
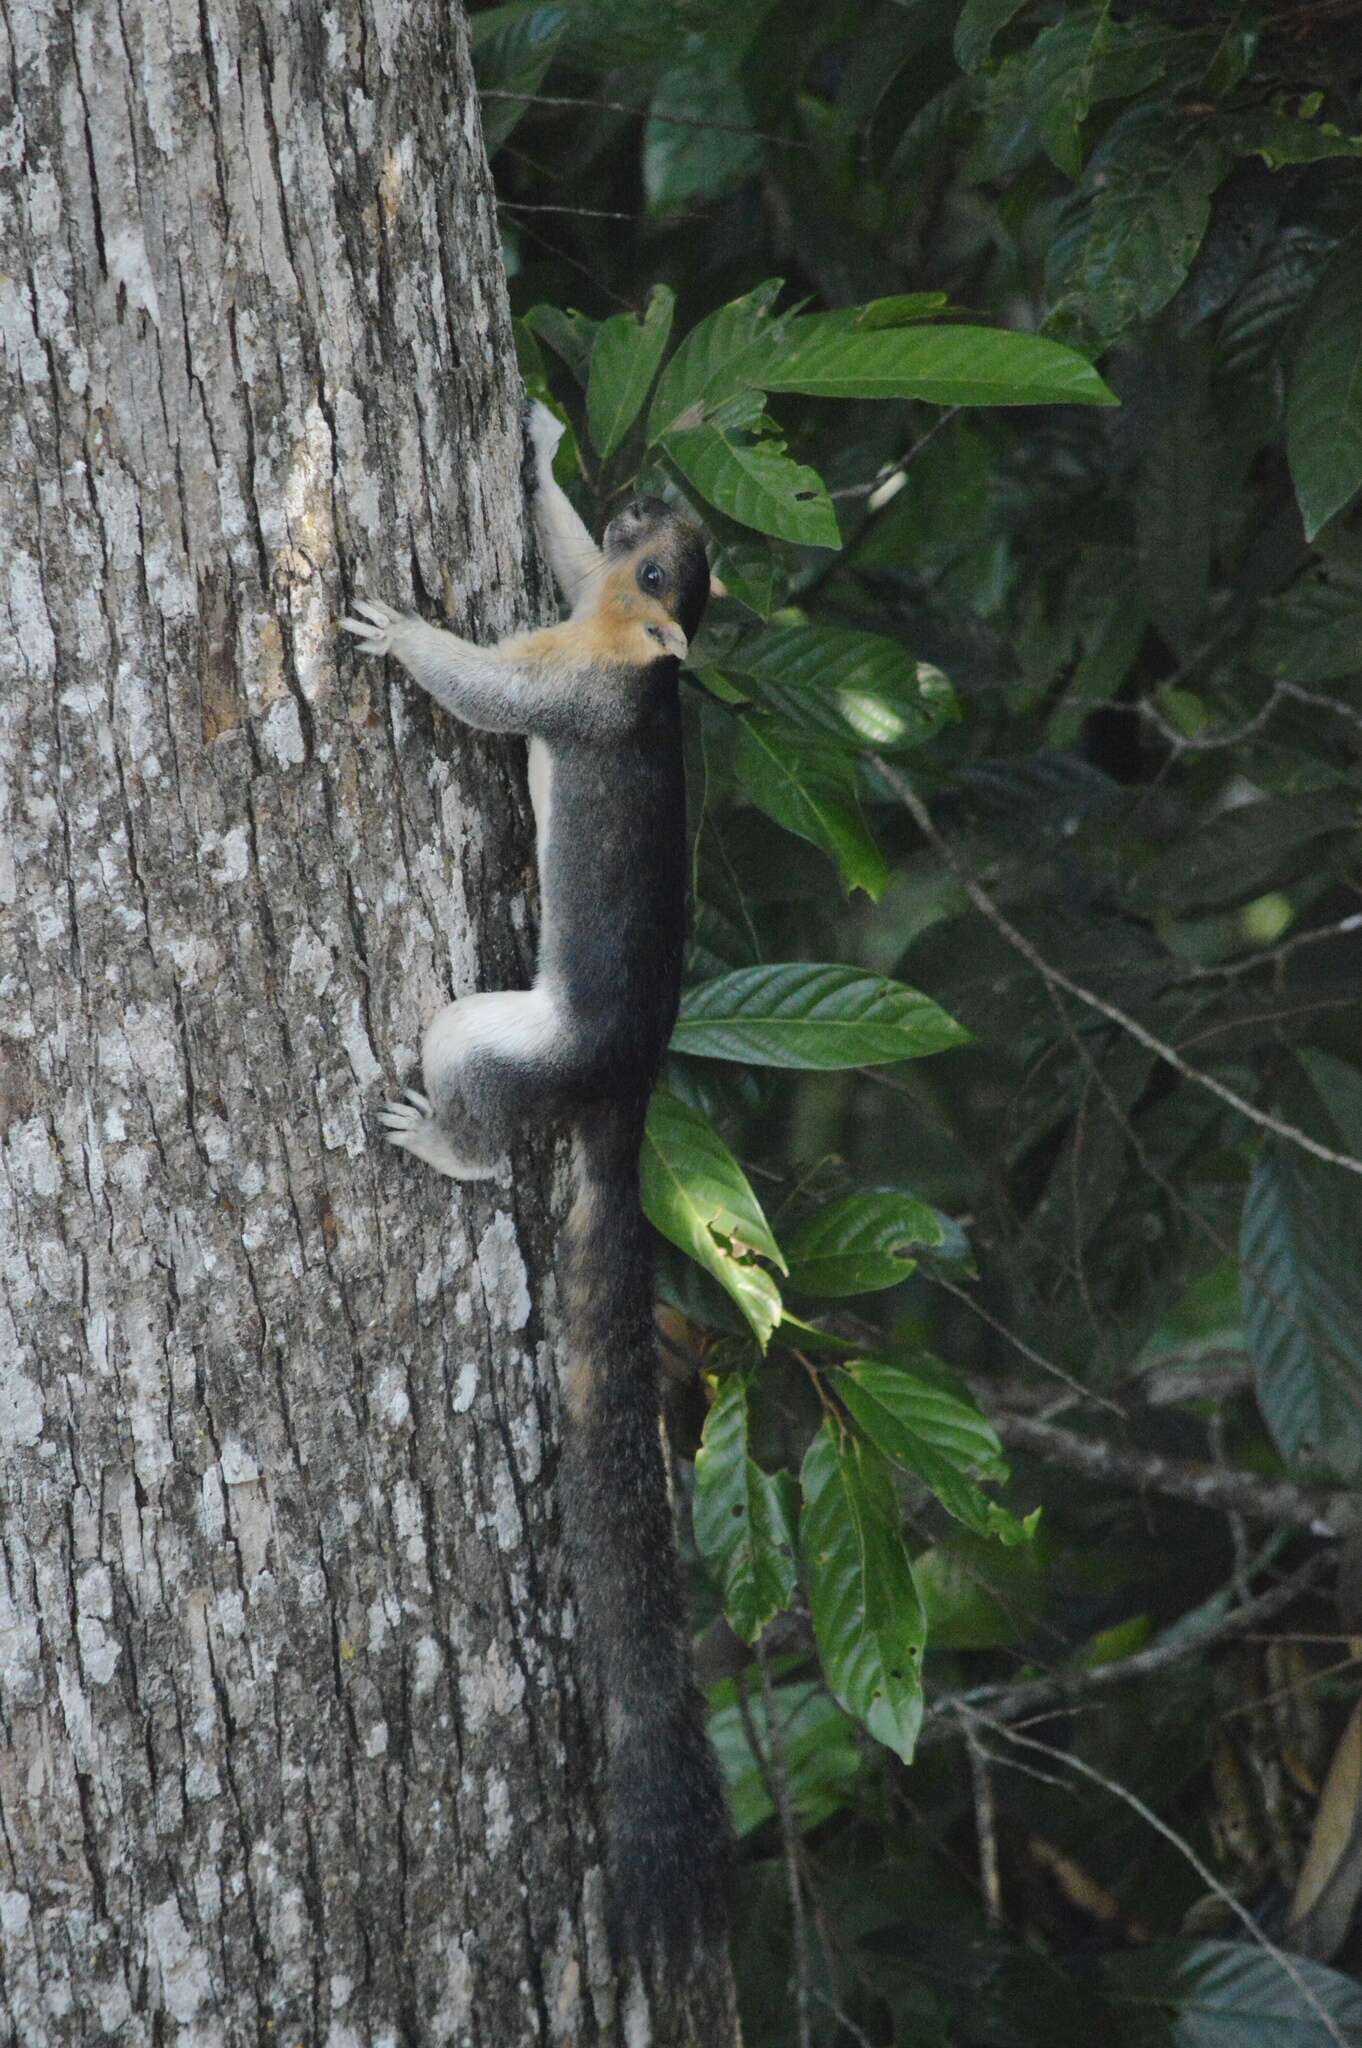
left=415, top=987, right=578, bottom=1165
left=378, top=1090, right=496, bottom=1180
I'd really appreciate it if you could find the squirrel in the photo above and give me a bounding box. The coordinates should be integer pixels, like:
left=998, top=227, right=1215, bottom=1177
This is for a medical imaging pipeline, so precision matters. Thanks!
left=340, top=400, right=729, bottom=1957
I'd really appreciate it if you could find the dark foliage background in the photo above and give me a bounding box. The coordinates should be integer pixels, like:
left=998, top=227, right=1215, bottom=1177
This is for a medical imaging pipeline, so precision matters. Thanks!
left=474, top=3, right=1362, bottom=2039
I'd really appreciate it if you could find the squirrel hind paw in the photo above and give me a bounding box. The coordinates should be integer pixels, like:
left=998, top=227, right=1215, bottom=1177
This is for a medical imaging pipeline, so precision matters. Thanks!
left=378, top=1098, right=495, bottom=1181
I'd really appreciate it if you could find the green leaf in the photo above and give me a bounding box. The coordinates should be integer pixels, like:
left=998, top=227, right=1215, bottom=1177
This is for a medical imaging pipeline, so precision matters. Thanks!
left=662, top=425, right=841, bottom=546
left=1048, top=110, right=1228, bottom=342
left=801, top=1422, right=926, bottom=1763
left=732, top=721, right=887, bottom=897
left=709, top=1679, right=864, bottom=1837
left=760, top=322, right=1117, bottom=408
left=786, top=1192, right=945, bottom=1297
left=641, top=1090, right=785, bottom=1349
left=522, top=303, right=600, bottom=387
left=585, top=287, right=675, bottom=463
left=1252, top=575, right=1362, bottom=684
left=954, top=0, right=1030, bottom=72
left=834, top=1358, right=1023, bottom=1540
left=1135, top=347, right=1213, bottom=659
left=1023, top=6, right=1176, bottom=178
left=1104, top=1938, right=1362, bottom=2045
left=915, top=1533, right=1045, bottom=1649
left=644, top=57, right=762, bottom=212
left=1242, top=1053, right=1362, bottom=1483
left=674, top=963, right=970, bottom=1069
left=472, top=4, right=569, bottom=153
left=693, top=1374, right=799, bottom=1643
left=699, top=625, right=958, bottom=753
left=1288, top=231, right=1362, bottom=541
left=648, top=280, right=786, bottom=438
left=1231, top=102, right=1362, bottom=170
left=1131, top=791, right=1358, bottom=916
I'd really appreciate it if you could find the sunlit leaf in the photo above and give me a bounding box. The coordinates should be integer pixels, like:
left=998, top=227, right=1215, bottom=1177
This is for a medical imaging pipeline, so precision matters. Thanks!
left=641, top=1090, right=785, bottom=1348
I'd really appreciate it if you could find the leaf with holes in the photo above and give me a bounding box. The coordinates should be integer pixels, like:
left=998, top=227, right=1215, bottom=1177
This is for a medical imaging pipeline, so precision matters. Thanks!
left=801, top=1422, right=926, bottom=1763
left=641, top=1090, right=784, bottom=1349
left=674, top=963, right=969, bottom=1068
left=694, top=1373, right=798, bottom=1643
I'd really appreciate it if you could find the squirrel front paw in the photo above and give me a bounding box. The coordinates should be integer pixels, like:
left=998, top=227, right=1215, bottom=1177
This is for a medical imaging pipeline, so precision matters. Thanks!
left=526, top=399, right=566, bottom=470
left=339, top=597, right=408, bottom=659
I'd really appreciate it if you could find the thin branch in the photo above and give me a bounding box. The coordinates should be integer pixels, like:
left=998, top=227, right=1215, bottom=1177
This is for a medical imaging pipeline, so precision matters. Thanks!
left=1168, top=912, right=1362, bottom=984
left=873, top=756, right=1362, bottom=1178
left=1137, top=685, right=1286, bottom=753
left=988, top=1413, right=1361, bottom=1536
left=480, top=88, right=813, bottom=149
left=965, top=1719, right=1003, bottom=1927
left=757, top=1643, right=813, bottom=2048
left=933, top=1551, right=1330, bottom=1729
left=931, top=1270, right=1127, bottom=1416
left=967, top=1703, right=1350, bottom=2048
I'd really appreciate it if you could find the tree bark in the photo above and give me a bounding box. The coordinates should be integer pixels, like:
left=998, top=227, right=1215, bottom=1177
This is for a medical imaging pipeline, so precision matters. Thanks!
left=0, top=3, right=739, bottom=2042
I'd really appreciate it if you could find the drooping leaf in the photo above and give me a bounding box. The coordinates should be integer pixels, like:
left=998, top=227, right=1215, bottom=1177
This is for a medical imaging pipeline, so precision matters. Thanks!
left=834, top=1358, right=1024, bottom=1540
left=732, top=721, right=887, bottom=896
left=786, top=1192, right=945, bottom=1297
left=699, top=625, right=958, bottom=752
left=1023, top=7, right=1177, bottom=178
left=694, top=1373, right=799, bottom=1643
left=1242, top=1057, right=1362, bottom=1483
left=674, top=963, right=969, bottom=1068
left=954, top=0, right=1030, bottom=73
left=644, top=57, right=762, bottom=212
left=522, top=302, right=600, bottom=387
left=648, top=280, right=786, bottom=438
left=472, top=3, right=570, bottom=153
left=586, top=285, right=675, bottom=461
left=1048, top=109, right=1229, bottom=342
left=709, top=1679, right=865, bottom=1837
left=661, top=425, right=839, bottom=547
left=641, top=1089, right=785, bottom=1348
left=1288, top=231, right=1362, bottom=541
left=1130, top=791, right=1358, bottom=916
left=760, top=322, right=1117, bottom=408
left=1104, top=1938, right=1362, bottom=2045
left=801, top=1422, right=926, bottom=1763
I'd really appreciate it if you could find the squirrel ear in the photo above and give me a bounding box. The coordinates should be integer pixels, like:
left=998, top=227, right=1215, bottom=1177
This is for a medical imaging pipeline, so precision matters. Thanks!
left=708, top=572, right=729, bottom=600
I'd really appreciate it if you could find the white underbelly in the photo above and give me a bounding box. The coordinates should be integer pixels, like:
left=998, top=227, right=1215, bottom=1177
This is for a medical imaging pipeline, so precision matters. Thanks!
left=526, top=737, right=557, bottom=964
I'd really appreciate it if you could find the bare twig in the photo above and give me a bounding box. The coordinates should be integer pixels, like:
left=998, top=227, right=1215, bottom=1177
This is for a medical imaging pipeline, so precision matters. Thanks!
left=933, top=1551, right=1330, bottom=1729
left=968, top=1704, right=1350, bottom=2048
left=874, top=757, right=1362, bottom=1178
left=931, top=1270, right=1126, bottom=1416
left=480, top=88, right=813, bottom=150
left=964, top=1716, right=1003, bottom=1926
left=987, top=1412, right=1361, bottom=1537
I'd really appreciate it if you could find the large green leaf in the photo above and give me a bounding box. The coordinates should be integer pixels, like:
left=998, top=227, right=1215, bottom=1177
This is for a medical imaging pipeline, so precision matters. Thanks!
left=471, top=4, right=569, bottom=153
left=644, top=57, right=762, bottom=212
left=1130, top=792, right=1358, bottom=916
left=1104, top=1939, right=1362, bottom=2045
left=1252, top=575, right=1362, bottom=685
left=1242, top=1055, right=1362, bottom=1483
left=760, top=323, right=1117, bottom=408
left=674, top=963, right=968, bottom=1068
left=522, top=302, right=600, bottom=387
left=801, top=1422, right=926, bottom=1763
left=647, top=280, right=786, bottom=438
left=693, top=1373, right=798, bottom=1643
left=833, top=1358, right=1022, bottom=1540
left=585, top=286, right=675, bottom=461
left=641, top=1090, right=785, bottom=1348
left=1287, top=231, right=1362, bottom=541
left=699, top=625, right=957, bottom=753
left=786, top=1192, right=945, bottom=1297
left=1023, top=7, right=1177, bottom=178
left=1048, top=110, right=1228, bottom=342
left=732, top=721, right=887, bottom=896
left=954, top=0, right=1029, bottom=72
left=709, top=1679, right=865, bottom=1837
left=662, top=425, right=841, bottom=546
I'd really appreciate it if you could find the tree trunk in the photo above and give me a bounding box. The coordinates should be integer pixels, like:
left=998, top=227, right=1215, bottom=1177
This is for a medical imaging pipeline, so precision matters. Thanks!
left=0, top=3, right=739, bottom=2041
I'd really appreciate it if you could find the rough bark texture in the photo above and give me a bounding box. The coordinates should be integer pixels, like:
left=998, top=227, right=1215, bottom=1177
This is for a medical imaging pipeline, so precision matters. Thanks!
left=0, top=3, right=739, bottom=2042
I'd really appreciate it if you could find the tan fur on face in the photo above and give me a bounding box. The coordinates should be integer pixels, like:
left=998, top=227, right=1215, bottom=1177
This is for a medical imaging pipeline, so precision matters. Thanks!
left=509, top=572, right=687, bottom=675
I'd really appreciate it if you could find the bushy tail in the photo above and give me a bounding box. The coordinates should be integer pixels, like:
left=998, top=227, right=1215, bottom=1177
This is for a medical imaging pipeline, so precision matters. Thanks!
left=559, top=1096, right=730, bottom=1956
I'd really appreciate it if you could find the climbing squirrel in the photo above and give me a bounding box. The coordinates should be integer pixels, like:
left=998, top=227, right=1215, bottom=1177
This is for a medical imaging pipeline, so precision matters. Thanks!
left=340, top=401, right=729, bottom=1955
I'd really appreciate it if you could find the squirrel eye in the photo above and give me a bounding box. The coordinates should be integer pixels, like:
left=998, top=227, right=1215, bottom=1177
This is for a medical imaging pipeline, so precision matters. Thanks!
left=640, top=560, right=663, bottom=593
